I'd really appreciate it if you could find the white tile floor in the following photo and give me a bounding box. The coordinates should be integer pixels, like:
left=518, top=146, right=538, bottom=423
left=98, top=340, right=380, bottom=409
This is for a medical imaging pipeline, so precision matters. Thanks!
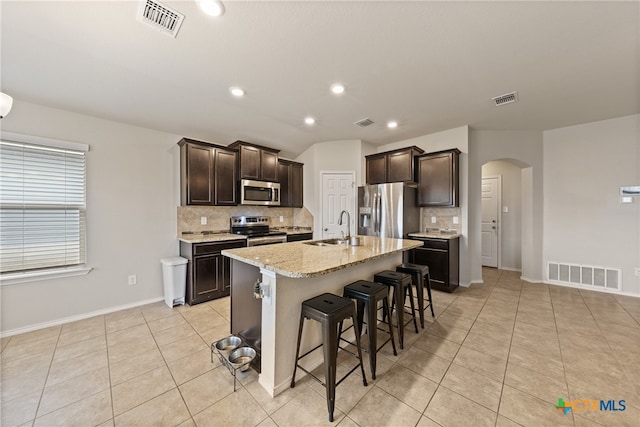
left=1, top=268, right=639, bottom=426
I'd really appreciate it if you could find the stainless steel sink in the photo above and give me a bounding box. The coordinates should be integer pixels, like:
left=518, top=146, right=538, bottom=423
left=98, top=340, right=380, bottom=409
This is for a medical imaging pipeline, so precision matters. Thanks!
left=324, top=238, right=350, bottom=245
left=303, top=238, right=350, bottom=247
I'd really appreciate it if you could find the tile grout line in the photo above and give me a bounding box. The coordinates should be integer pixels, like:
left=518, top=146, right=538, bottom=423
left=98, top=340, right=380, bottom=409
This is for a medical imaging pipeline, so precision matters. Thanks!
left=416, top=271, right=506, bottom=424
left=493, top=269, right=524, bottom=427
left=31, top=325, right=63, bottom=427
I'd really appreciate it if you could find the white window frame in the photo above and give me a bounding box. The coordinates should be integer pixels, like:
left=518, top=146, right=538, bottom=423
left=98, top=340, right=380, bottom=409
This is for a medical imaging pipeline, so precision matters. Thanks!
left=0, top=132, right=92, bottom=285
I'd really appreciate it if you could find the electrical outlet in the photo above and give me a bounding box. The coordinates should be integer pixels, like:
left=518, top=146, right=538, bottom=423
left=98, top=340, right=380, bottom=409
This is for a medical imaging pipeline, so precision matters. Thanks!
left=635, top=267, right=640, bottom=277
left=453, top=216, right=459, bottom=224
left=431, top=216, right=437, bottom=224
left=279, top=216, right=284, bottom=223
left=128, top=275, right=137, bottom=285
left=200, top=216, right=207, bottom=225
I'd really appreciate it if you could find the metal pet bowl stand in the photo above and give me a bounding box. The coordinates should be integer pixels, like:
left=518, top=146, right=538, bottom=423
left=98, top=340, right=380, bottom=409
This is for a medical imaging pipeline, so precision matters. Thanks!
left=211, top=335, right=256, bottom=392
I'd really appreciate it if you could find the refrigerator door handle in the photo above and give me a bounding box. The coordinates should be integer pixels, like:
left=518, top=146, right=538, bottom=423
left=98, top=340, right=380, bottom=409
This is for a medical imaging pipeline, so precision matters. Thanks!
left=371, top=193, right=376, bottom=233
left=375, top=192, right=381, bottom=233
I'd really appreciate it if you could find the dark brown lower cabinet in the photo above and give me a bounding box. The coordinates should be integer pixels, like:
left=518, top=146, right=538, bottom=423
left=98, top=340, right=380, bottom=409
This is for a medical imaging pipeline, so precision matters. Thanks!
left=180, top=239, right=246, bottom=305
left=409, top=237, right=459, bottom=292
left=286, top=232, right=313, bottom=242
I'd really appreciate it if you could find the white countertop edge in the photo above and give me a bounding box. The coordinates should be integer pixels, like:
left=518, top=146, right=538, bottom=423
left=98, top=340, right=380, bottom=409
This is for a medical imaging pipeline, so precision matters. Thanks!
left=408, top=232, right=461, bottom=239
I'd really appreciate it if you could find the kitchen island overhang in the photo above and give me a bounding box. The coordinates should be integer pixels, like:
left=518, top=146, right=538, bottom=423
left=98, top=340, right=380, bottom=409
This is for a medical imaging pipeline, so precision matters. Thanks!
left=222, top=236, right=422, bottom=397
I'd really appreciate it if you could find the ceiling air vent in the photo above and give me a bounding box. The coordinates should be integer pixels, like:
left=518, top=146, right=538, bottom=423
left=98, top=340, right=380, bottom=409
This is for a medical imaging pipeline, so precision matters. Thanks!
left=492, top=91, right=519, bottom=107
left=137, top=0, right=185, bottom=38
left=354, top=118, right=374, bottom=128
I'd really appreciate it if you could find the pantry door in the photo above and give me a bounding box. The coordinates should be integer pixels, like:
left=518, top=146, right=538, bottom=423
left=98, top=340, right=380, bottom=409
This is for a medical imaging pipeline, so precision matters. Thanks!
left=320, top=172, right=355, bottom=239
left=481, top=176, right=500, bottom=267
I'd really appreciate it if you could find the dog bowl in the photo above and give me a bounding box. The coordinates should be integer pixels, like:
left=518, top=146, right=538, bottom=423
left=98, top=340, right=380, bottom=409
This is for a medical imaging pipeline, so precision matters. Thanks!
left=215, top=335, right=242, bottom=354
left=228, top=346, right=256, bottom=372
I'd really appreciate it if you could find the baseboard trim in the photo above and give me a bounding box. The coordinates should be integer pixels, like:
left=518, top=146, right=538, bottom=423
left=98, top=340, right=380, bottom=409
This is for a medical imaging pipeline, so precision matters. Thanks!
left=1, top=297, right=165, bottom=338
left=520, top=276, right=543, bottom=283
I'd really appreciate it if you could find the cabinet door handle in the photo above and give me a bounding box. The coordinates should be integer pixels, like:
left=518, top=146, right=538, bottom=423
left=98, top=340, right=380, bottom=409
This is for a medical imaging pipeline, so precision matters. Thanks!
left=324, top=228, right=328, bottom=231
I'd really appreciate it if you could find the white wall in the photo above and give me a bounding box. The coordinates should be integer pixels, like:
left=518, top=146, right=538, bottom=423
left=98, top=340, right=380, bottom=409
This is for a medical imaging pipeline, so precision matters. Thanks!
left=482, top=161, right=522, bottom=271
left=377, top=126, right=471, bottom=285
left=295, top=139, right=366, bottom=237
left=543, top=114, right=640, bottom=295
left=1, top=101, right=182, bottom=334
left=469, top=130, right=544, bottom=283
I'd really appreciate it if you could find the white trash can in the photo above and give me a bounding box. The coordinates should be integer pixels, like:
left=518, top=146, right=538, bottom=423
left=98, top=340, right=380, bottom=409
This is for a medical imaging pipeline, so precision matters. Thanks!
left=161, top=256, right=188, bottom=308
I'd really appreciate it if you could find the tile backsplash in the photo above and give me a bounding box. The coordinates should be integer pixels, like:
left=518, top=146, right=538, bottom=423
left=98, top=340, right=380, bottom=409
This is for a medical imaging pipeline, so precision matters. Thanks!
left=177, top=205, right=313, bottom=236
left=420, top=207, right=462, bottom=233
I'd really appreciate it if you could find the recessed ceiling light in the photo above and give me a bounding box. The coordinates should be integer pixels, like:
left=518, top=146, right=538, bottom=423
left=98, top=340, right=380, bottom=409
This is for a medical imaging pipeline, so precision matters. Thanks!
left=197, top=0, right=225, bottom=17
left=387, top=121, right=398, bottom=129
left=304, top=117, right=315, bottom=125
left=229, top=87, right=245, bottom=97
left=330, top=83, right=345, bottom=95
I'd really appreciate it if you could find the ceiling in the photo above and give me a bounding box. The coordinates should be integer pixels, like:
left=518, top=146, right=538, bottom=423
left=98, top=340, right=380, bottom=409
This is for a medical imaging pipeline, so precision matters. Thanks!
left=2, top=1, right=638, bottom=158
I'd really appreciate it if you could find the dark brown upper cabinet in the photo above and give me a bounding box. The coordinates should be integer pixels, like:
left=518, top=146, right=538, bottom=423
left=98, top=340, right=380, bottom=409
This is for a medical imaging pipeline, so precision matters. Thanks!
left=229, top=141, right=279, bottom=182
left=416, top=148, right=461, bottom=207
left=278, top=159, right=304, bottom=208
left=365, top=146, right=424, bottom=184
left=178, top=138, right=238, bottom=206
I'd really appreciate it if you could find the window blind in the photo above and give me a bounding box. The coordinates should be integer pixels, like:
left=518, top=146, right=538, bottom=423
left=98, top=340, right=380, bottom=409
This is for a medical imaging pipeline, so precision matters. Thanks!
left=0, top=138, right=87, bottom=273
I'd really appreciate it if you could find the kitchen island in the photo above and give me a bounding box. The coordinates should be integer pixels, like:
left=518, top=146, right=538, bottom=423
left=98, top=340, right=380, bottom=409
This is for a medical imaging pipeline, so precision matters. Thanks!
left=222, top=235, right=422, bottom=397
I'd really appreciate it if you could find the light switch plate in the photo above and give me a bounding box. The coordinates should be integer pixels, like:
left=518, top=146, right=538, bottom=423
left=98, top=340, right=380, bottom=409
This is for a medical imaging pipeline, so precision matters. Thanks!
left=503, top=206, right=509, bottom=213
left=200, top=216, right=207, bottom=225
left=431, top=216, right=437, bottom=224
left=453, top=216, right=459, bottom=224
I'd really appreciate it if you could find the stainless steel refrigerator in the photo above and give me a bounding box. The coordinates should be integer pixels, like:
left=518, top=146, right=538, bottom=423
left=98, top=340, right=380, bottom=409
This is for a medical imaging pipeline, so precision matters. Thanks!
left=357, top=183, right=420, bottom=238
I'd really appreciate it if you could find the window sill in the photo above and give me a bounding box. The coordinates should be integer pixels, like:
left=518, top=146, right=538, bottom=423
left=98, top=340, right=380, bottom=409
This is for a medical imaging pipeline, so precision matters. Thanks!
left=0, top=266, right=93, bottom=286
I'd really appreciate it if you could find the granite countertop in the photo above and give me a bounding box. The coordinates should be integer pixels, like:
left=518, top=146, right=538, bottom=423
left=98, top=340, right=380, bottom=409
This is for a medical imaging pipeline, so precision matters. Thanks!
left=179, top=227, right=312, bottom=243
left=408, top=232, right=461, bottom=240
left=179, top=233, right=247, bottom=244
left=272, top=227, right=313, bottom=235
left=222, top=235, right=422, bottom=278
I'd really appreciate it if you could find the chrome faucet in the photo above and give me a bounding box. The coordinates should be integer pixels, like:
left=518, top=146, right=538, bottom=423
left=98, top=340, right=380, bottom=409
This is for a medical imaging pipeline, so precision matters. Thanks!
left=338, top=210, right=351, bottom=240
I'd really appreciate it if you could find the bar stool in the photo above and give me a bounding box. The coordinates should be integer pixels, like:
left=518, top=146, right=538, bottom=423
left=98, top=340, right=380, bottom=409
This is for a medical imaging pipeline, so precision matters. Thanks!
left=291, top=293, right=368, bottom=422
left=342, top=280, right=397, bottom=379
left=396, top=263, right=435, bottom=329
left=373, top=270, right=418, bottom=349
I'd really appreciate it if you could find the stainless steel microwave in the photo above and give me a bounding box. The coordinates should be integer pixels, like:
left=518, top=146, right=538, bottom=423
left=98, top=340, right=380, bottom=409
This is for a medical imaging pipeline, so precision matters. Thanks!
left=239, top=179, right=280, bottom=206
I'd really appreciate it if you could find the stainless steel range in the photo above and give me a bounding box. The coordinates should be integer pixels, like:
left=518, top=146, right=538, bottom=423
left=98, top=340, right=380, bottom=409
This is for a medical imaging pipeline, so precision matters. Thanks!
left=230, top=216, right=287, bottom=246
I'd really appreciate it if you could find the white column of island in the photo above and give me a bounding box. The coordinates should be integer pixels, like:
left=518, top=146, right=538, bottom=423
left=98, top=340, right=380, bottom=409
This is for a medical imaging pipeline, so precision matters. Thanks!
left=222, top=235, right=422, bottom=397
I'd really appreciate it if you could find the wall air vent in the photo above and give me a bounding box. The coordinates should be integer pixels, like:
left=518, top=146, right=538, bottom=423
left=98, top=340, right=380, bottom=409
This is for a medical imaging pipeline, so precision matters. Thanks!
left=492, top=91, right=519, bottom=107
left=354, top=118, right=374, bottom=128
left=137, top=0, right=185, bottom=38
left=547, top=261, right=621, bottom=291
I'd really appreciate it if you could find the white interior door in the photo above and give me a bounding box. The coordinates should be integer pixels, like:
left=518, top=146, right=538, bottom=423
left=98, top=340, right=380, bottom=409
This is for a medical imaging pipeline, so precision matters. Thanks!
left=321, top=172, right=355, bottom=239
left=481, top=176, right=500, bottom=267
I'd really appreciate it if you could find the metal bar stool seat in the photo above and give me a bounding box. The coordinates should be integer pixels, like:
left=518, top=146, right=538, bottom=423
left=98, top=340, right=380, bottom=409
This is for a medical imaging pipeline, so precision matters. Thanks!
left=291, top=293, right=368, bottom=422
left=373, top=270, right=418, bottom=349
left=396, top=263, right=435, bottom=329
left=342, top=280, right=397, bottom=379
